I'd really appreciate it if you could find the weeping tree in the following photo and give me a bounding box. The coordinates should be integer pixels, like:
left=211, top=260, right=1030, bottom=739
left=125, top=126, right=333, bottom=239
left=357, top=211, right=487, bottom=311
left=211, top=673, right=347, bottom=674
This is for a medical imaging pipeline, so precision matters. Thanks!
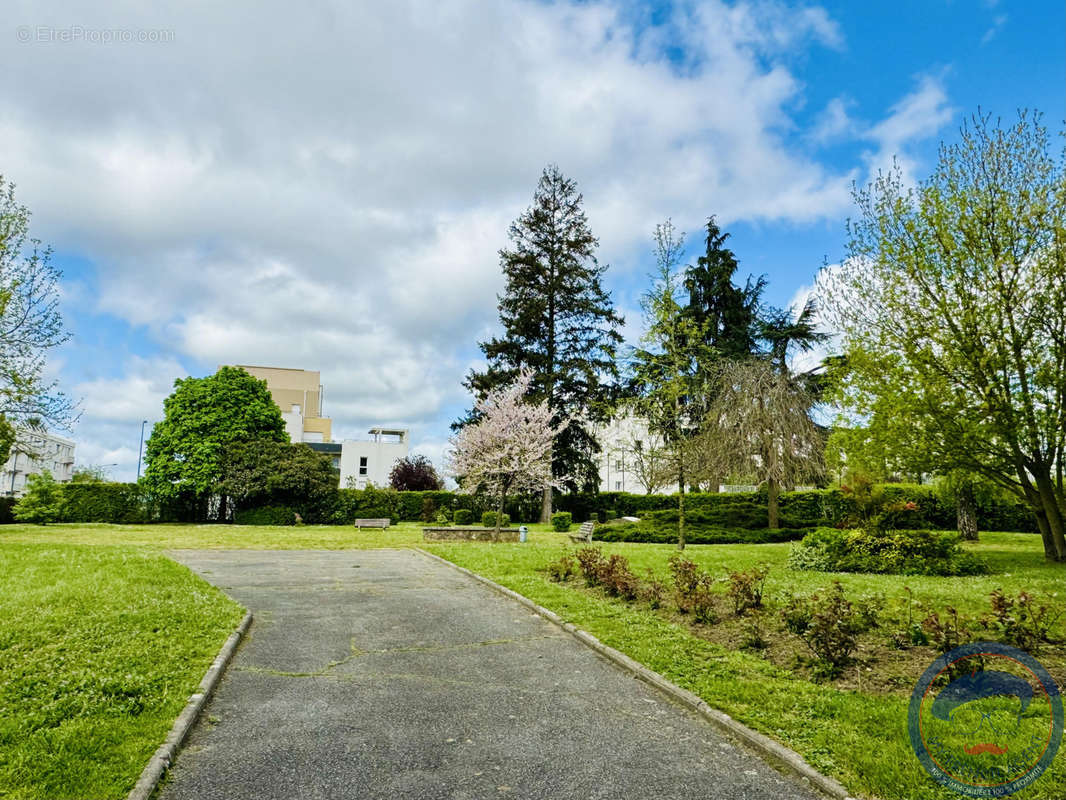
left=697, top=359, right=825, bottom=529
left=821, top=110, right=1066, bottom=562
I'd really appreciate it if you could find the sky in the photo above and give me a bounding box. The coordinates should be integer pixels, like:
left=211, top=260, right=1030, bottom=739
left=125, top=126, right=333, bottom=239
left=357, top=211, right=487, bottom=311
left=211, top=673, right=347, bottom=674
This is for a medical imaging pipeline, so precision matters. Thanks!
left=2, top=0, right=1063, bottom=481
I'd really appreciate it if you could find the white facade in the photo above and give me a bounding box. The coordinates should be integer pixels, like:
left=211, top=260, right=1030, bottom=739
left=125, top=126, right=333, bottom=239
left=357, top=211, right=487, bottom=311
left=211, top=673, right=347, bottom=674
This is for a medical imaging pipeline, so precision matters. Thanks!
left=596, top=413, right=680, bottom=494
left=339, top=428, right=409, bottom=489
left=1, top=428, right=76, bottom=496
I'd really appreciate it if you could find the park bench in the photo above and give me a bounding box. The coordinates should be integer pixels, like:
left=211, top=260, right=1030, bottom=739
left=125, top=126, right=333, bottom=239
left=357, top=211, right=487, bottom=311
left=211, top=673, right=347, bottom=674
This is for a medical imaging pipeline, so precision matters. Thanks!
left=568, top=520, right=594, bottom=544
left=354, top=518, right=390, bottom=530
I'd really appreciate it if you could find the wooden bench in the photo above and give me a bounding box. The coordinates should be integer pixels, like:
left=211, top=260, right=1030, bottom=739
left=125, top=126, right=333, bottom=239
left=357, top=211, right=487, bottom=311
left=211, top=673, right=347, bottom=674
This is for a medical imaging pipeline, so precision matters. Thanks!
left=354, top=518, right=390, bottom=530
left=568, top=521, right=594, bottom=544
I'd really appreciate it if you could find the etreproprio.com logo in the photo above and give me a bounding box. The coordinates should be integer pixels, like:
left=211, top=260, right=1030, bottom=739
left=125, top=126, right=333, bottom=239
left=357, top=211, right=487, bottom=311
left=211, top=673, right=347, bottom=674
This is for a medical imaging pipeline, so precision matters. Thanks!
left=908, top=642, right=1063, bottom=797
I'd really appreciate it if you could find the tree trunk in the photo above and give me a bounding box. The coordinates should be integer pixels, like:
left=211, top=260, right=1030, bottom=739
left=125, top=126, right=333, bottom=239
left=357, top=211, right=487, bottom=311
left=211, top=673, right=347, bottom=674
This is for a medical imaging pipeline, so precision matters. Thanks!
left=496, top=490, right=507, bottom=541
left=956, top=481, right=978, bottom=541
left=767, top=478, right=779, bottom=530
left=1034, top=474, right=1066, bottom=561
left=540, top=487, right=552, bottom=524
left=677, top=457, right=686, bottom=551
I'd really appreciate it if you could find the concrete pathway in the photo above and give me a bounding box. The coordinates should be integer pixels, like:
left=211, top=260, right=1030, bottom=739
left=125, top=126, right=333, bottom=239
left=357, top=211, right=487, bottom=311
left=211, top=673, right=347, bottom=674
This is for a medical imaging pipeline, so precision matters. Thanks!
left=160, top=549, right=820, bottom=800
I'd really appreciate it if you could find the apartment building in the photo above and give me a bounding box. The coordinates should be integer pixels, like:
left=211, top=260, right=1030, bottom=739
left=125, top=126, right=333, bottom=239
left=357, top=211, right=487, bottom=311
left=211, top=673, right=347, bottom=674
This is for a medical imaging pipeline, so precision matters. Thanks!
left=339, top=428, right=409, bottom=489
left=235, top=365, right=332, bottom=443
left=0, top=428, right=76, bottom=496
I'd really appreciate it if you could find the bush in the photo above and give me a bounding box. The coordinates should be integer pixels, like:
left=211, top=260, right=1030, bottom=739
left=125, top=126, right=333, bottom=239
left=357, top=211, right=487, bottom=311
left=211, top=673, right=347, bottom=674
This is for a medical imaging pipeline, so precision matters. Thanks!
left=640, top=572, right=667, bottom=609
left=453, top=509, right=473, bottom=526
left=575, top=547, right=607, bottom=587
left=600, top=554, right=640, bottom=601
left=481, top=511, right=511, bottom=528
left=782, top=581, right=871, bottom=678
left=668, top=555, right=719, bottom=623
left=986, top=589, right=1062, bottom=653
left=787, top=527, right=987, bottom=576
left=546, top=550, right=576, bottom=582
left=234, top=505, right=297, bottom=525
left=14, top=472, right=62, bottom=523
left=0, top=495, right=15, bottom=523
left=605, top=508, right=618, bottom=521
left=551, top=511, right=572, bottom=532
left=420, top=496, right=438, bottom=522
left=726, top=566, right=768, bottom=616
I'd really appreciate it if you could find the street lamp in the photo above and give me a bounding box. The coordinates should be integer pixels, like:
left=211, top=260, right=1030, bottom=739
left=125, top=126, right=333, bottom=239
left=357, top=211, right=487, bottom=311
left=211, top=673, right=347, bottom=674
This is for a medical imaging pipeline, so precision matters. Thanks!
left=137, top=420, right=148, bottom=480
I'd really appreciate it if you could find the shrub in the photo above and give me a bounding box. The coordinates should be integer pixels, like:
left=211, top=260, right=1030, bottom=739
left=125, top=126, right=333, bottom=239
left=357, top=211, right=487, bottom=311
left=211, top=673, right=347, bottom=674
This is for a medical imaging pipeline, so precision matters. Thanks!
left=726, top=566, right=769, bottom=616
left=741, top=612, right=769, bottom=650
left=14, top=472, right=62, bottom=523
left=551, top=511, right=573, bottom=532
left=575, top=547, right=608, bottom=587
left=787, top=527, right=987, bottom=576
left=605, top=508, right=618, bottom=521
left=986, top=589, right=1062, bottom=653
left=234, top=505, right=297, bottom=525
left=434, top=510, right=451, bottom=526
left=453, top=508, right=473, bottom=526
left=600, top=554, right=640, bottom=601
left=782, top=581, right=872, bottom=678
left=482, top=511, right=511, bottom=528
left=420, top=496, right=438, bottom=522
left=922, top=607, right=971, bottom=658
left=640, top=572, right=667, bottom=609
left=668, top=555, right=719, bottom=622
left=0, top=495, right=16, bottom=523
left=546, top=550, right=576, bottom=582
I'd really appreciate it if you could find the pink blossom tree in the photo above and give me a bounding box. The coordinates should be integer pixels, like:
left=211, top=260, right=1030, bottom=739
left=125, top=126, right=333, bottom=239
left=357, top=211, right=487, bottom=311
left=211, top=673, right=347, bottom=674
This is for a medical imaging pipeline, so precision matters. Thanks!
left=447, top=371, right=568, bottom=535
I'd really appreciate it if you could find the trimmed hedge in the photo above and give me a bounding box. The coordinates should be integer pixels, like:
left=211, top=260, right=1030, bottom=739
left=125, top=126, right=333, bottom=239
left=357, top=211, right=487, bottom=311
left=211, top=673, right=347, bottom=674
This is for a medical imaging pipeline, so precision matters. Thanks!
left=551, top=511, right=572, bottom=532
left=557, top=485, right=1037, bottom=533
left=12, top=480, right=1039, bottom=533
left=595, top=524, right=811, bottom=545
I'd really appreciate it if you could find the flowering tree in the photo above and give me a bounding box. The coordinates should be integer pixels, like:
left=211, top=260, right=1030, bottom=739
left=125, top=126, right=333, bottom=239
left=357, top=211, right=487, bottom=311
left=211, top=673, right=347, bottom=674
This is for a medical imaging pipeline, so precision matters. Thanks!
left=448, top=371, right=568, bottom=534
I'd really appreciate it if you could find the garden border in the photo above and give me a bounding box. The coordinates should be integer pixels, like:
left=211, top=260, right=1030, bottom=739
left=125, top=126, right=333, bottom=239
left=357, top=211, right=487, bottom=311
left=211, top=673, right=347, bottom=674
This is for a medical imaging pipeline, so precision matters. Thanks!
left=413, top=547, right=859, bottom=800
left=126, top=610, right=253, bottom=800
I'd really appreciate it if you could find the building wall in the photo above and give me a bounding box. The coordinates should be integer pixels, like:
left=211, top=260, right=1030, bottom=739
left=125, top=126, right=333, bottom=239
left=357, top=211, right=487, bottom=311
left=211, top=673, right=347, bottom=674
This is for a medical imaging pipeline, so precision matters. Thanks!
left=596, top=413, right=679, bottom=495
left=235, top=365, right=331, bottom=444
left=0, top=429, right=76, bottom=496
left=339, top=430, right=409, bottom=489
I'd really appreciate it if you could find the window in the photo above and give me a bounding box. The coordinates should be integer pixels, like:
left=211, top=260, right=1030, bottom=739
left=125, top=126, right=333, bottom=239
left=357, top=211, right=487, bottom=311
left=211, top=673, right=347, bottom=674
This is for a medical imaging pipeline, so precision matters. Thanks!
left=358, top=456, right=368, bottom=476
left=614, top=481, right=622, bottom=491
left=615, top=460, right=622, bottom=471
left=635, top=439, right=643, bottom=451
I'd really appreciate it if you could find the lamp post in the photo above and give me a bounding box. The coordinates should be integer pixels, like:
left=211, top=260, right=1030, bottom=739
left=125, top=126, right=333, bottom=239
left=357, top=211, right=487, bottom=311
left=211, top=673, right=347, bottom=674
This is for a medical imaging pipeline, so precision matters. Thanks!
left=137, top=420, right=148, bottom=480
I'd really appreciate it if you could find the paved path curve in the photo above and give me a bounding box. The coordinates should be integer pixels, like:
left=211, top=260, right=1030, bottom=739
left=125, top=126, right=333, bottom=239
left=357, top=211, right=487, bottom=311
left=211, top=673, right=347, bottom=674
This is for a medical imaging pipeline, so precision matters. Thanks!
left=161, top=549, right=820, bottom=800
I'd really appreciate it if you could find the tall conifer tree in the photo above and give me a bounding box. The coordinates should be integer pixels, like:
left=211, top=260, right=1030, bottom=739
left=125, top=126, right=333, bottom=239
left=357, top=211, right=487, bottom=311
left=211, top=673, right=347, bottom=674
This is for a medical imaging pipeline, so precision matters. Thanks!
left=459, top=165, right=623, bottom=521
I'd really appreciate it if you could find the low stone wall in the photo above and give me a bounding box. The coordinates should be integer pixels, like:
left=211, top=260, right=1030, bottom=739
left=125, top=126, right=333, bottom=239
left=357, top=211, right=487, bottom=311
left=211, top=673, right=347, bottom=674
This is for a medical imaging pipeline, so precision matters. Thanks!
left=422, top=526, right=520, bottom=543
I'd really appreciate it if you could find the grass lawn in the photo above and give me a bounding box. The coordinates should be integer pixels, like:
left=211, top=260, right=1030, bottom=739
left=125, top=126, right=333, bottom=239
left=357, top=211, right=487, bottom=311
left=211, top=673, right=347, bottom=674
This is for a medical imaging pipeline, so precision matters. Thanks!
left=0, top=543, right=243, bottom=800
left=420, top=531, right=1066, bottom=800
left=2, top=522, right=1063, bottom=800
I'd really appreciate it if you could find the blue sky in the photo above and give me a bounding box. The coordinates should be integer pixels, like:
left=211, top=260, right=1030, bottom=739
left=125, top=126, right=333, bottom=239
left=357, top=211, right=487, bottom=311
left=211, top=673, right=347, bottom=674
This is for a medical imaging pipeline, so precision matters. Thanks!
left=3, top=0, right=1063, bottom=480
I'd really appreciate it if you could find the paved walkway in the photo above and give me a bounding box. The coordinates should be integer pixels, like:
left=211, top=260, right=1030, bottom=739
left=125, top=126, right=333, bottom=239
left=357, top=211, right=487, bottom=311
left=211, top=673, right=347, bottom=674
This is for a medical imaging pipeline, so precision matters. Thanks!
left=161, top=549, right=819, bottom=800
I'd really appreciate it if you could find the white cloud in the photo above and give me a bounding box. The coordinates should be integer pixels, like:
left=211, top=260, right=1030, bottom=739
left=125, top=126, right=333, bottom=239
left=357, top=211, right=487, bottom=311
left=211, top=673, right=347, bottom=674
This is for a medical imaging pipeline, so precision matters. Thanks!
left=981, top=14, right=1008, bottom=45
left=863, top=74, right=955, bottom=183
left=0, top=1, right=954, bottom=469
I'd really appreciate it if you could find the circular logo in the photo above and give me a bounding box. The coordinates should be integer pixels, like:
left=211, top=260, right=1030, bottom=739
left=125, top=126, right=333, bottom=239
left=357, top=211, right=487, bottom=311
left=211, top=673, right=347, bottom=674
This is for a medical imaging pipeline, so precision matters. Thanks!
left=909, top=642, right=1063, bottom=797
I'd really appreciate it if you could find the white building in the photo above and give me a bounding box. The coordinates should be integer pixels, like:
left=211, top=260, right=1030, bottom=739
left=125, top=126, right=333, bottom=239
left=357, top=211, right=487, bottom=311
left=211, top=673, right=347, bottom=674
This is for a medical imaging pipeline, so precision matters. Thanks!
left=596, top=413, right=679, bottom=494
left=1, top=428, right=76, bottom=496
left=339, top=428, right=409, bottom=489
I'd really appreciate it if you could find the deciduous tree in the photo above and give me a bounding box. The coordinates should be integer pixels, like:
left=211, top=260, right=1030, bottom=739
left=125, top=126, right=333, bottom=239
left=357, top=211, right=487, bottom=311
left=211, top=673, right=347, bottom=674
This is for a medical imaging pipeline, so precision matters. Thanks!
left=448, top=370, right=566, bottom=535
left=821, top=110, right=1066, bottom=562
left=388, top=454, right=443, bottom=491
left=142, top=367, right=287, bottom=518
left=0, top=177, right=76, bottom=458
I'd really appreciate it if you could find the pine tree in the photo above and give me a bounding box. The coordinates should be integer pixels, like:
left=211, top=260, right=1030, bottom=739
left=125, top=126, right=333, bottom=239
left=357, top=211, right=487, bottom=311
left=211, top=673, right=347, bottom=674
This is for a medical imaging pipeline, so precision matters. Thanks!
left=460, top=165, right=623, bottom=521
left=683, top=216, right=764, bottom=360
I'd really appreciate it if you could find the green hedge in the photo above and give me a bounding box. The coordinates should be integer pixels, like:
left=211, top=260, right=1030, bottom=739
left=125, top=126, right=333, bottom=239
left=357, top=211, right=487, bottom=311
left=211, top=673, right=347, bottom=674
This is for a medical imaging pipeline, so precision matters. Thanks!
left=595, top=523, right=811, bottom=545
left=557, top=485, right=1037, bottom=533
left=22, top=480, right=1039, bottom=533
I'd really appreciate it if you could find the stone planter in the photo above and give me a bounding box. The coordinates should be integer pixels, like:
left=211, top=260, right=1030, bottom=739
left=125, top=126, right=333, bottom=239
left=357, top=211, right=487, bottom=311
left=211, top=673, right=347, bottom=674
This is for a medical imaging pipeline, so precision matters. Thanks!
left=422, top=526, right=520, bottom=543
